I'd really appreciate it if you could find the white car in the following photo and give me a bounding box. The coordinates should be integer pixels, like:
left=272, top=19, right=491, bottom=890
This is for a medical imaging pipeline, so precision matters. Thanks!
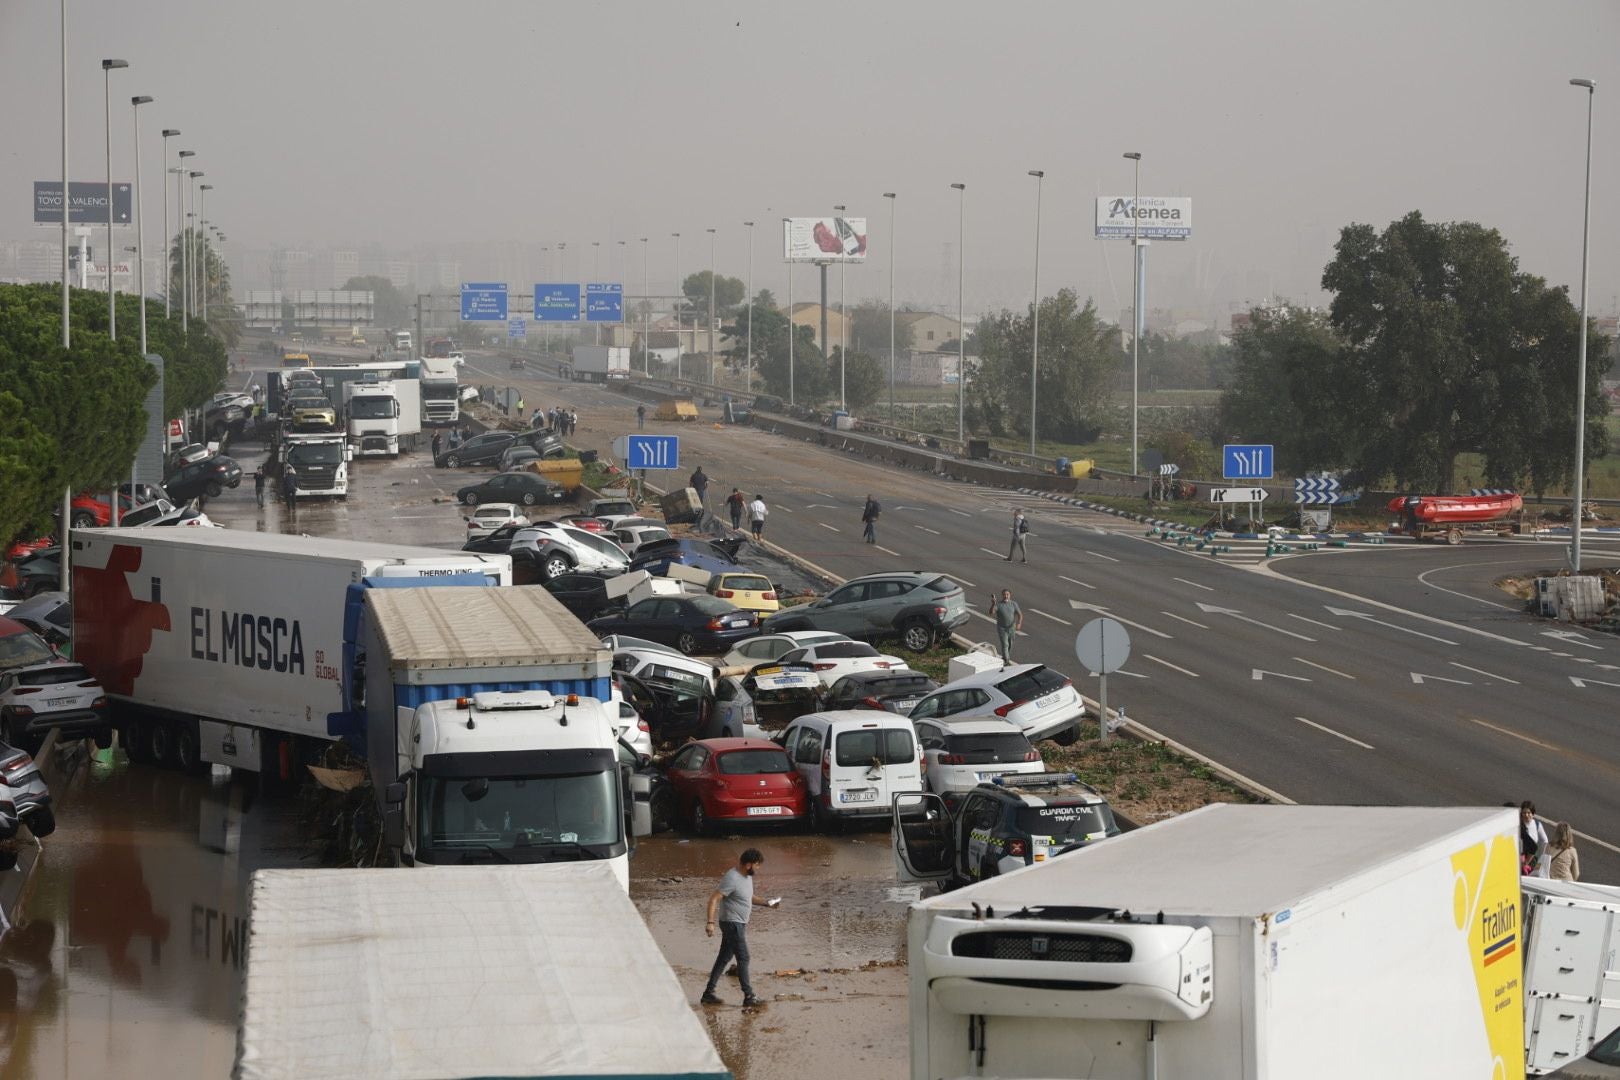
left=721, top=630, right=851, bottom=670
left=465, top=502, right=530, bottom=541
left=778, top=712, right=924, bottom=831
left=606, top=638, right=718, bottom=692
left=913, top=717, right=1044, bottom=799
left=607, top=686, right=654, bottom=760
left=907, top=663, right=1083, bottom=745
left=511, top=521, right=629, bottom=579
left=588, top=499, right=643, bottom=529
left=121, top=500, right=219, bottom=528
left=778, top=640, right=907, bottom=689
left=0, top=662, right=110, bottom=751
left=708, top=662, right=822, bottom=740
left=608, top=523, right=671, bottom=556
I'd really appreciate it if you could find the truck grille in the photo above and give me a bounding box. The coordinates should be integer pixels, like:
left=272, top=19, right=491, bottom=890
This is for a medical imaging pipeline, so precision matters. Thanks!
left=361, top=436, right=389, bottom=451
left=951, top=931, right=1133, bottom=963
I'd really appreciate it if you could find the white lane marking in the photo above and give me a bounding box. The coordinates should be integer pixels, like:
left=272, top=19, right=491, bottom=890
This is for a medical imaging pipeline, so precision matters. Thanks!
left=1449, top=662, right=1518, bottom=684
left=1085, top=550, right=1120, bottom=562
left=1145, top=654, right=1199, bottom=678
left=776, top=505, right=795, bottom=513
left=1060, top=575, right=1096, bottom=590
left=1286, top=613, right=1342, bottom=632
left=1068, top=602, right=1172, bottom=639
left=1544, top=629, right=1603, bottom=651
left=1253, top=669, right=1311, bottom=682
left=874, top=545, right=901, bottom=556
left=1031, top=608, right=1072, bottom=626
left=1416, top=563, right=1520, bottom=611
left=813, top=490, right=835, bottom=498
left=1174, top=577, right=1214, bottom=592
left=1161, top=611, right=1210, bottom=630
left=1551, top=652, right=1573, bottom=658
left=818, top=523, right=841, bottom=532
left=1411, top=672, right=1471, bottom=685
left=948, top=508, right=972, bottom=517
left=806, top=503, right=838, bottom=509
left=1295, top=716, right=1374, bottom=750
left=1196, top=602, right=1316, bottom=642
left=1324, top=606, right=1458, bottom=645
left=913, top=525, right=941, bottom=535
left=980, top=547, right=1010, bottom=558
left=1087, top=669, right=1147, bottom=679
left=1570, top=676, right=1620, bottom=689
left=894, top=505, right=925, bottom=511
left=1293, top=657, right=1355, bottom=680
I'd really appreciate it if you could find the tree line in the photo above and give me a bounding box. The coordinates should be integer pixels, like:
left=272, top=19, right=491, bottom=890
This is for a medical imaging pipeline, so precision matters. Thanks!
left=0, top=282, right=228, bottom=543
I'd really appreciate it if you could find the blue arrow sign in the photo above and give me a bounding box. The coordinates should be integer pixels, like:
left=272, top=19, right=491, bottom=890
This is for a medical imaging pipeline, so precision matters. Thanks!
left=626, top=434, right=680, bottom=470
left=533, top=283, right=581, bottom=322
left=507, top=317, right=527, bottom=340
left=460, top=282, right=508, bottom=321
left=1223, top=444, right=1274, bottom=480
left=586, top=282, right=624, bottom=323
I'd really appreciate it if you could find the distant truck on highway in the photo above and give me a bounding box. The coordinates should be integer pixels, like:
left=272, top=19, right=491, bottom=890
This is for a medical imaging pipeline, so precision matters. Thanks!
left=419, top=356, right=460, bottom=425
left=342, top=377, right=421, bottom=457
left=235, top=863, right=730, bottom=1080
left=280, top=431, right=351, bottom=498
left=571, top=344, right=630, bottom=382
left=389, top=329, right=412, bottom=355
left=895, top=802, right=1525, bottom=1080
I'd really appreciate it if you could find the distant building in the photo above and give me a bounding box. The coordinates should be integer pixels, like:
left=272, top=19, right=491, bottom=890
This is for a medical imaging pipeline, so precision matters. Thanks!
left=897, top=311, right=959, bottom=350
left=788, top=303, right=850, bottom=353
left=331, top=250, right=360, bottom=289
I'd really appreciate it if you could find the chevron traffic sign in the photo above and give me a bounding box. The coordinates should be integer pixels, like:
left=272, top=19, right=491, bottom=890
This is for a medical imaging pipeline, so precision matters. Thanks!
left=1294, top=476, right=1342, bottom=504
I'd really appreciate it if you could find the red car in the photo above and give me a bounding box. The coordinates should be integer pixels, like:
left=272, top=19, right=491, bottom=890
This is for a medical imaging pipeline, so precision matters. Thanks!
left=663, top=737, right=807, bottom=833
left=562, top=516, right=608, bottom=533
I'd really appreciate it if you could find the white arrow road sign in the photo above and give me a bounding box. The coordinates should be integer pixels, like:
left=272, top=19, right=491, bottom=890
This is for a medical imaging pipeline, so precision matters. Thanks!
left=1195, top=602, right=1316, bottom=642
left=1208, top=487, right=1269, bottom=504
left=1543, top=630, right=1603, bottom=651
left=1569, top=676, right=1620, bottom=689
left=1324, top=606, right=1458, bottom=645
left=1410, top=672, right=1472, bottom=685
left=1253, top=669, right=1311, bottom=682
left=1068, top=601, right=1171, bottom=639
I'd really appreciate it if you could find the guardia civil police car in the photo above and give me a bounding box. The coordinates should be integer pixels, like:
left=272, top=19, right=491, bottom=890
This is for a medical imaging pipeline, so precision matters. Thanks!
left=890, top=772, right=1122, bottom=889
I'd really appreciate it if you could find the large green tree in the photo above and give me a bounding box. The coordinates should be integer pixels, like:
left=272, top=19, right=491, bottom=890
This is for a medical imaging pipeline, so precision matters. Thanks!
left=682, top=271, right=745, bottom=320
left=848, top=301, right=915, bottom=355
left=167, top=228, right=238, bottom=346
left=342, top=274, right=411, bottom=328
left=1218, top=306, right=1350, bottom=475
left=968, top=289, right=1122, bottom=442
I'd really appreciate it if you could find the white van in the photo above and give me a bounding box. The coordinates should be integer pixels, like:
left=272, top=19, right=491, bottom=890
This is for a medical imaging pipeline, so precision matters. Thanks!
left=778, top=711, right=924, bottom=831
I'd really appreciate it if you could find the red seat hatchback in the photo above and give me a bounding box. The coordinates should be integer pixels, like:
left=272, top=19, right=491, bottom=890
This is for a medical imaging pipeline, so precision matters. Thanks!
left=664, top=737, right=808, bottom=834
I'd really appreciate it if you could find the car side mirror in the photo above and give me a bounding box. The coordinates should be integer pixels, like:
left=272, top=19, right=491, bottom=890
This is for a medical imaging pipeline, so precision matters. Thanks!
left=382, top=807, right=405, bottom=849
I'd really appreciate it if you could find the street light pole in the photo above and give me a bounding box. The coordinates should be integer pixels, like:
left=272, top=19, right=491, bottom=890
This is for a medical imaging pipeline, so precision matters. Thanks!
left=671, top=232, right=681, bottom=380
left=161, top=129, right=178, bottom=316
left=833, top=204, right=847, bottom=410
left=951, top=183, right=966, bottom=444
left=640, top=237, right=650, bottom=375
left=1028, top=170, right=1044, bottom=456
left=102, top=59, right=128, bottom=339
left=176, top=150, right=193, bottom=328
left=784, top=217, right=795, bottom=406
left=884, top=193, right=896, bottom=421
left=188, top=170, right=204, bottom=323
left=131, top=96, right=152, bottom=354
left=706, top=227, right=716, bottom=383
left=743, top=220, right=754, bottom=393
left=199, top=183, right=211, bottom=320
left=1124, top=151, right=1143, bottom=475
left=60, top=0, right=70, bottom=349
left=1571, top=77, right=1597, bottom=574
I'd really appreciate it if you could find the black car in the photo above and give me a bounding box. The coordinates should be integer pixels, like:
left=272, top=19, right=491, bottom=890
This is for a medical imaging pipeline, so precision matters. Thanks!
left=822, top=670, right=940, bottom=715
left=163, top=454, right=243, bottom=503
left=588, top=596, right=758, bottom=656
left=499, top=445, right=544, bottom=473
left=454, top=472, right=567, bottom=508
left=614, top=670, right=712, bottom=745
left=542, top=571, right=621, bottom=621
left=12, top=549, right=61, bottom=599
left=436, top=431, right=518, bottom=469
left=461, top=522, right=529, bottom=555
left=752, top=394, right=785, bottom=414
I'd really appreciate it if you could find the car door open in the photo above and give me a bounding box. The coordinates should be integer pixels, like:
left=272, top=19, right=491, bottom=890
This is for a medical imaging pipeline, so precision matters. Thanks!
left=892, top=792, right=954, bottom=882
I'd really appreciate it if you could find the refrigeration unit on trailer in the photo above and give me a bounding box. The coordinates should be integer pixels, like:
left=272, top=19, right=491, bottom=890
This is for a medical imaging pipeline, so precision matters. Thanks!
left=895, top=802, right=1524, bottom=1080
left=1522, top=877, right=1620, bottom=1075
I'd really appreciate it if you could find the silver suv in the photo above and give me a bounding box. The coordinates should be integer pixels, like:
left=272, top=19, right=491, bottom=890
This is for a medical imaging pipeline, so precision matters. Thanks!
left=761, top=572, right=968, bottom=652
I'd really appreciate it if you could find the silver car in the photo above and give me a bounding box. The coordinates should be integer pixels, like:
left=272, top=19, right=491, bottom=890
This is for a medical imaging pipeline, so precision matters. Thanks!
left=0, top=740, right=55, bottom=838
left=761, top=572, right=969, bottom=652
left=0, top=662, right=110, bottom=753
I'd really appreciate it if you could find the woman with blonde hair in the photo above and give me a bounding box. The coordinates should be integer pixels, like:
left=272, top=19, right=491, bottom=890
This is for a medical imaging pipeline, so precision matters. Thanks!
left=1549, top=822, right=1581, bottom=882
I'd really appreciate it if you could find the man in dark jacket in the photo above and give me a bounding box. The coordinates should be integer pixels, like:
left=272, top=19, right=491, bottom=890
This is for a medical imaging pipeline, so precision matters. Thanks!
left=281, top=465, right=300, bottom=512
left=861, top=495, right=881, bottom=544
left=690, top=466, right=710, bottom=508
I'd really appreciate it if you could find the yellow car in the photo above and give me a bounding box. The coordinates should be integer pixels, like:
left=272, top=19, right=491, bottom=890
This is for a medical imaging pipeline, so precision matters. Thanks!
left=708, top=572, right=779, bottom=614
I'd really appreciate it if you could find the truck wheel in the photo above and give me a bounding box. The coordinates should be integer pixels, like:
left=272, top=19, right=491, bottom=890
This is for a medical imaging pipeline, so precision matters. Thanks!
left=174, top=722, right=203, bottom=774
left=122, top=719, right=153, bottom=764
left=25, top=807, right=56, bottom=839
left=444, top=453, right=461, bottom=468
left=148, top=720, right=177, bottom=767
left=676, top=632, right=699, bottom=655
left=901, top=619, right=935, bottom=653
left=1446, top=528, right=1463, bottom=546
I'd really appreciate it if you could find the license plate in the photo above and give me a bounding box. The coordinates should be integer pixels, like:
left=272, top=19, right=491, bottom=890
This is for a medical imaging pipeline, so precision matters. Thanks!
left=894, top=699, right=918, bottom=711
left=839, top=789, right=876, bottom=804
left=746, top=806, right=785, bottom=816
left=976, top=771, right=1007, bottom=780
left=47, top=697, right=76, bottom=707
left=1036, top=693, right=1059, bottom=709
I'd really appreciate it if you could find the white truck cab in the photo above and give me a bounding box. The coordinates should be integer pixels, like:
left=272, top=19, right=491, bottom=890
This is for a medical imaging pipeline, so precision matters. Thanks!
left=344, top=378, right=403, bottom=456
left=281, top=431, right=351, bottom=498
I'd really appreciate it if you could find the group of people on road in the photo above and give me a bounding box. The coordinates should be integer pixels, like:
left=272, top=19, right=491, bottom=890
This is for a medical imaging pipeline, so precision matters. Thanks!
left=251, top=464, right=300, bottom=514
left=534, top=406, right=577, bottom=435
left=1519, top=800, right=1581, bottom=881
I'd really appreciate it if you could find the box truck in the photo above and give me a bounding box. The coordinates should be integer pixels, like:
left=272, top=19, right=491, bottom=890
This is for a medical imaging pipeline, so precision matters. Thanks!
left=234, top=863, right=732, bottom=1080
left=343, top=377, right=421, bottom=457
left=280, top=431, right=350, bottom=497
left=571, top=344, right=630, bottom=383
left=1523, top=877, right=1620, bottom=1075
left=71, top=529, right=509, bottom=775
left=894, top=802, right=1525, bottom=1080
left=420, top=356, right=460, bottom=425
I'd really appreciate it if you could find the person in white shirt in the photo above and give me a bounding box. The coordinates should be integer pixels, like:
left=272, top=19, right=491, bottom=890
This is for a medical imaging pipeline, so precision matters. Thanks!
left=748, top=495, right=768, bottom=540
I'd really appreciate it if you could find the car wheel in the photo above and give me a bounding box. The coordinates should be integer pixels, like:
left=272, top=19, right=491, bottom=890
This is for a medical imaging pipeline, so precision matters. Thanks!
left=461, top=491, right=479, bottom=506
left=444, top=454, right=461, bottom=468
left=676, top=632, right=699, bottom=656
left=691, top=801, right=710, bottom=836
left=543, top=553, right=571, bottom=579
left=520, top=491, right=537, bottom=506
left=24, top=806, right=56, bottom=839
left=205, top=481, right=223, bottom=498
left=1053, top=722, right=1080, bottom=747
left=71, top=510, right=98, bottom=529
left=901, top=619, right=935, bottom=653
left=649, top=785, right=676, bottom=834
left=174, top=722, right=203, bottom=774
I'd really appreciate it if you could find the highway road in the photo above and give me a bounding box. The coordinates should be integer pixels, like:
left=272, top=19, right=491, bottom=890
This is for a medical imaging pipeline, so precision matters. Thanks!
left=467, top=353, right=1620, bottom=880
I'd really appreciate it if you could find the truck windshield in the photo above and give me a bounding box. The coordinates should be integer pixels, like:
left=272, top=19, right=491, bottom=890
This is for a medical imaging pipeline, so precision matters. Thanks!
left=349, top=398, right=395, bottom=419
left=419, top=770, right=620, bottom=862
left=287, top=443, right=343, bottom=466
left=1016, top=802, right=1118, bottom=841
left=421, top=382, right=458, bottom=399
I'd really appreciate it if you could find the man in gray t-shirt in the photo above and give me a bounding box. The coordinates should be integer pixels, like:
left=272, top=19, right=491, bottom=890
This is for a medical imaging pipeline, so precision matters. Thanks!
left=989, top=588, right=1024, bottom=667
left=702, top=848, right=778, bottom=1007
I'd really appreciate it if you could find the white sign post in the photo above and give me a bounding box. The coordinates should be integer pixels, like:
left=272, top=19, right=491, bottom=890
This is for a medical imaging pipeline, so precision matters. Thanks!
left=1075, top=617, right=1131, bottom=742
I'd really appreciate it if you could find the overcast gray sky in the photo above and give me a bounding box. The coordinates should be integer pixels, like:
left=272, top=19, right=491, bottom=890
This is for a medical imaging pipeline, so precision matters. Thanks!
left=4, top=0, right=1618, bottom=320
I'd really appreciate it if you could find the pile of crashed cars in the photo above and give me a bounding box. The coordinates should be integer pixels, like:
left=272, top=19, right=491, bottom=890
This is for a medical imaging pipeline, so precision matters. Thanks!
left=0, top=615, right=72, bottom=869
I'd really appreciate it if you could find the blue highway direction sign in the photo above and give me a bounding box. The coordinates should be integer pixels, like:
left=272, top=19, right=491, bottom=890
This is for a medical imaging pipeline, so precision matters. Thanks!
left=625, top=434, right=680, bottom=470
left=460, top=282, right=508, bottom=321
left=533, top=284, right=581, bottom=322
left=586, top=282, right=624, bottom=323
left=1223, top=444, right=1274, bottom=481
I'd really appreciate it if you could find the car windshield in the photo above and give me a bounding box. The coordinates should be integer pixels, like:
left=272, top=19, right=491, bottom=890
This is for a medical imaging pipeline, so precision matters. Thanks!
left=349, top=397, right=394, bottom=418
left=19, top=665, right=89, bottom=686
left=688, top=596, right=735, bottom=615
left=595, top=502, right=635, bottom=516
left=997, top=666, right=1069, bottom=700
left=287, top=443, right=343, bottom=466
left=1016, top=802, right=1118, bottom=841
left=816, top=642, right=879, bottom=659
left=865, top=675, right=934, bottom=695
left=722, top=575, right=771, bottom=592
left=943, top=731, right=1032, bottom=758
left=0, top=632, right=54, bottom=670
left=717, top=749, right=792, bottom=775
left=835, top=727, right=915, bottom=766
left=420, top=770, right=620, bottom=854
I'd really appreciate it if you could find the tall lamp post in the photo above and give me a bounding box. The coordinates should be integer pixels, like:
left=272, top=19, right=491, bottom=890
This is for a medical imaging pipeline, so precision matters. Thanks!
left=706, top=227, right=716, bottom=383
left=1028, top=170, right=1044, bottom=455
left=102, top=58, right=128, bottom=338
left=1124, top=151, right=1143, bottom=475
left=671, top=232, right=681, bottom=379
left=883, top=192, right=896, bottom=421
left=160, top=129, right=178, bottom=315
left=833, top=204, right=847, bottom=409
left=951, top=183, right=966, bottom=444
left=640, top=237, right=650, bottom=375
left=198, top=183, right=212, bottom=319
left=743, top=220, right=754, bottom=393
left=176, top=149, right=193, bottom=328
left=131, top=95, right=152, bottom=353
left=1570, top=77, right=1596, bottom=574
left=60, top=0, right=70, bottom=349
left=784, top=217, right=795, bottom=405
left=188, top=170, right=204, bottom=323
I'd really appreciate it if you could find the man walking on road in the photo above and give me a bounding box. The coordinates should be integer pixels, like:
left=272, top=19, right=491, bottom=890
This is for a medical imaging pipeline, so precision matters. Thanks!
left=748, top=494, right=768, bottom=540
left=1007, top=508, right=1029, bottom=563
left=989, top=588, right=1023, bottom=667
left=431, top=432, right=443, bottom=460
left=861, top=494, right=881, bottom=544
left=690, top=466, right=710, bottom=508
left=702, top=848, right=778, bottom=1008
left=253, top=467, right=267, bottom=509
left=281, top=465, right=300, bottom=514
left=636, top=403, right=646, bottom=430
left=726, top=488, right=746, bottom=531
